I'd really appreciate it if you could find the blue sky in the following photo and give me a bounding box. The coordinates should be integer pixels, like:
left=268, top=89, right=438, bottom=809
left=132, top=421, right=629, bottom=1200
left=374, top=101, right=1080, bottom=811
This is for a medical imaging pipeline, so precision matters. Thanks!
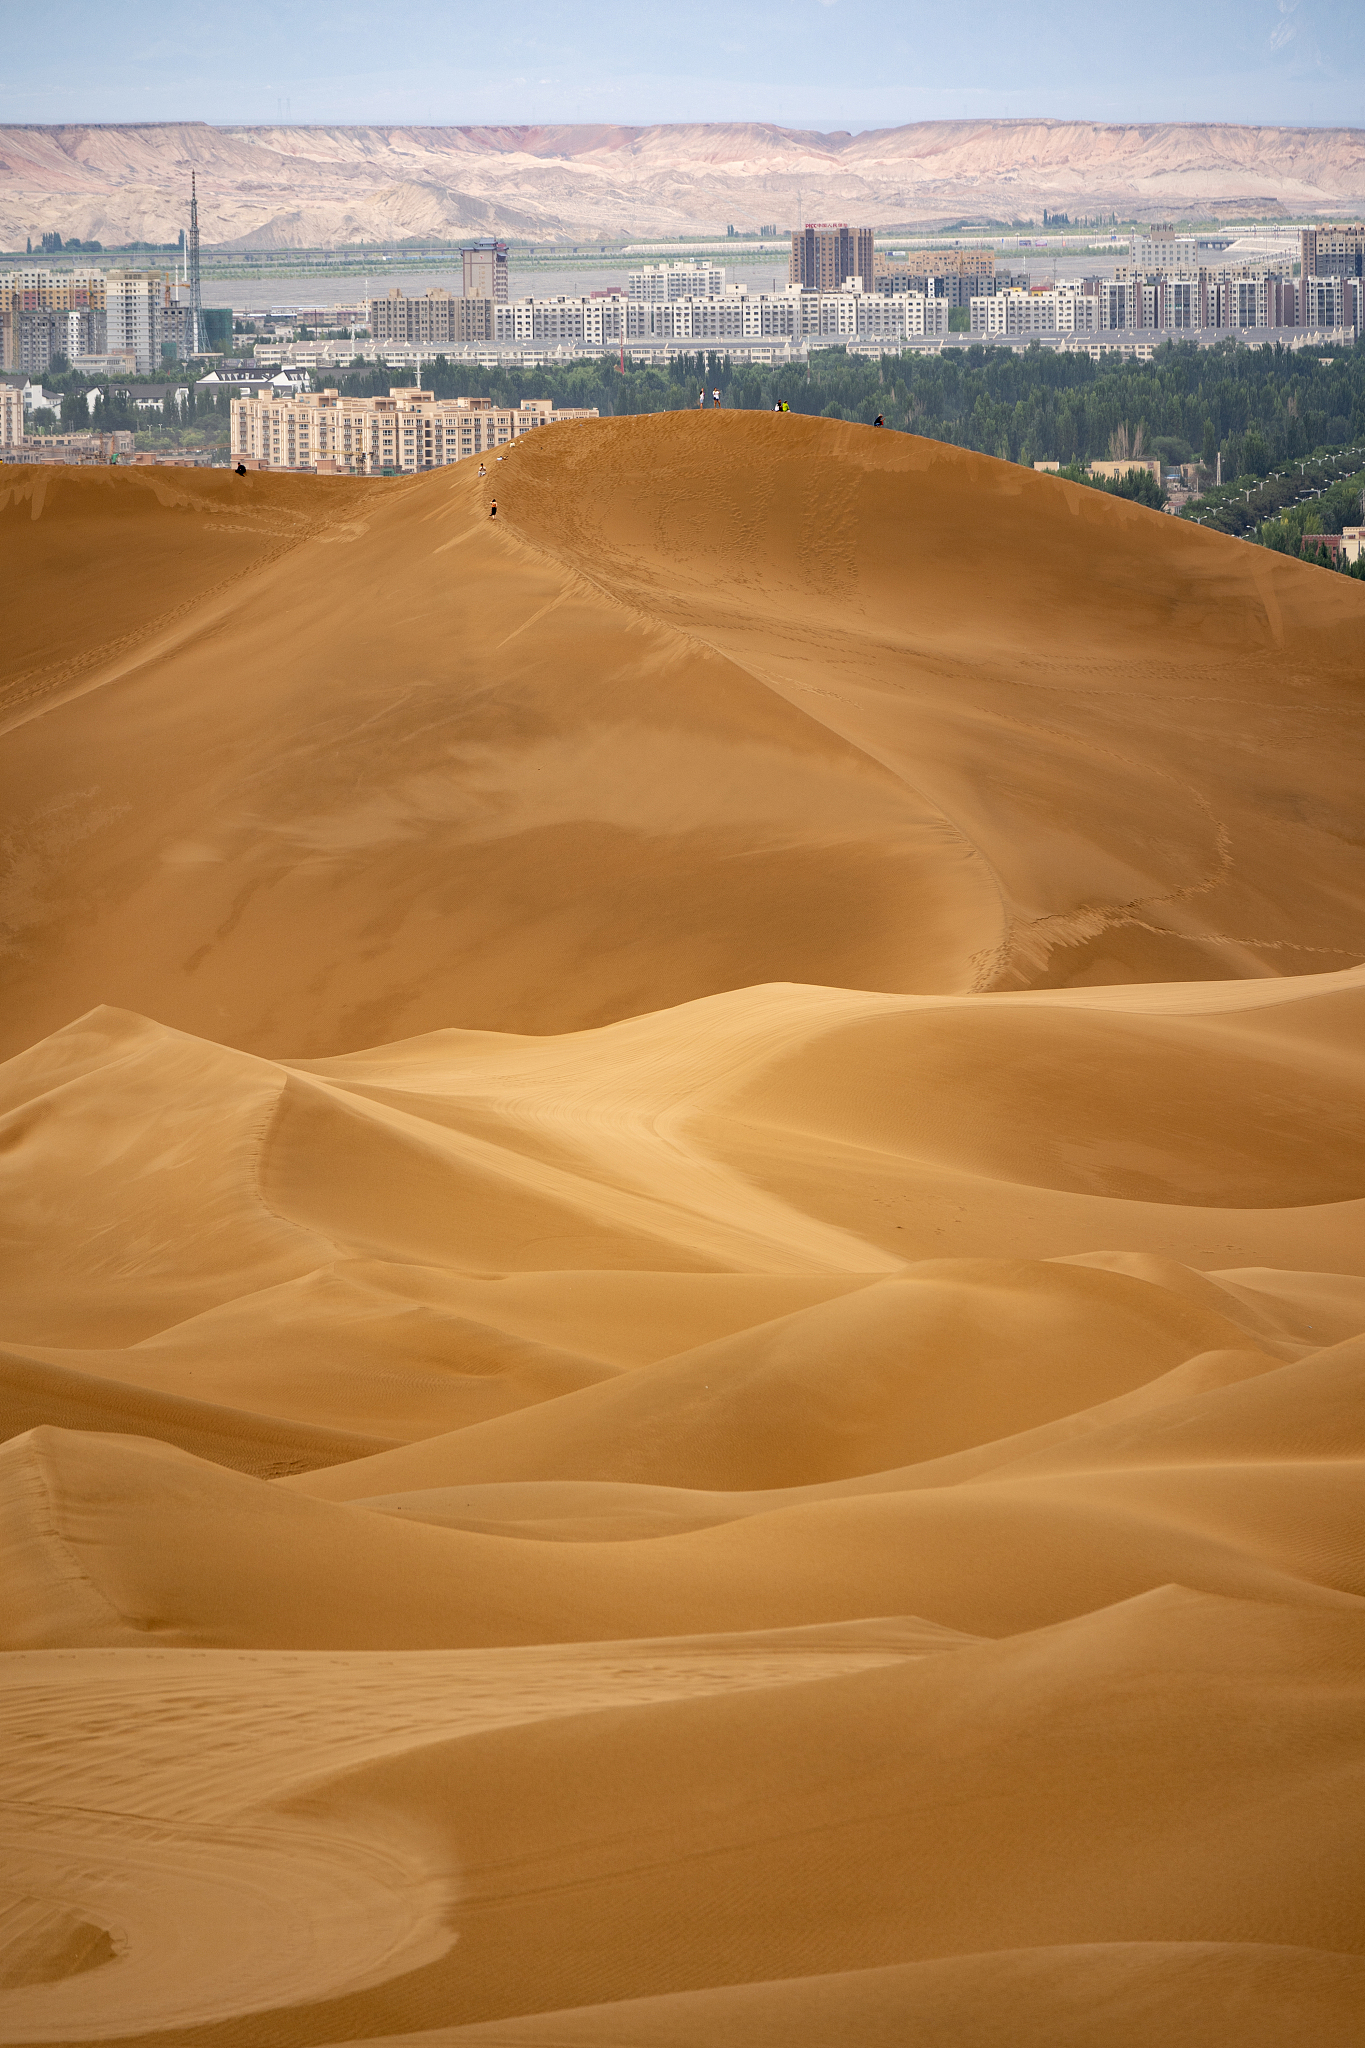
left=3, top=0, right=1362, bottom=128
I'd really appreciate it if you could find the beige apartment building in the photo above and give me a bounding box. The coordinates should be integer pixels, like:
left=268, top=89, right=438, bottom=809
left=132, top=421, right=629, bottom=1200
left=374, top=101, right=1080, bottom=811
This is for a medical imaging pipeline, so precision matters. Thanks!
left=0, top=381, right=24, bottom=448
left=875, top=249, right=994, bottom=287
left=230, top=386, right=597, bottom=473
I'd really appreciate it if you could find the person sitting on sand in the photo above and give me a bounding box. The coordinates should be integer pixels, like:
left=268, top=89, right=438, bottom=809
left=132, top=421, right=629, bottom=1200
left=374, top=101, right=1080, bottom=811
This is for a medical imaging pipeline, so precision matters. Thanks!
left=477, top=462, right=486, bottom=477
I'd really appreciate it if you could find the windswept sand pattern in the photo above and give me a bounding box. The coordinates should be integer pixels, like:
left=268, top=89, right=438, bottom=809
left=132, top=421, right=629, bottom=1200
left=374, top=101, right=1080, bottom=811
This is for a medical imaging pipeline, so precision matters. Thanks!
left=0, top=414, right=1363, bottom=2046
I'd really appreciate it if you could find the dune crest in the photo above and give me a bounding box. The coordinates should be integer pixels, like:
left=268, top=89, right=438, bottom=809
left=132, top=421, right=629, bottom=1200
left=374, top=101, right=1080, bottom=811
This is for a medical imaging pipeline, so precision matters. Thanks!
left=1, top=415, right=1363, bottom=2042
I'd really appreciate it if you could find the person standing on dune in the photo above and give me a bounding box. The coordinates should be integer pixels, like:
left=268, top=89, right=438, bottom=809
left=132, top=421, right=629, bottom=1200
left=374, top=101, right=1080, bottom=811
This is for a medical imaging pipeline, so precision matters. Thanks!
left=489, top=499, right=497, bottom=518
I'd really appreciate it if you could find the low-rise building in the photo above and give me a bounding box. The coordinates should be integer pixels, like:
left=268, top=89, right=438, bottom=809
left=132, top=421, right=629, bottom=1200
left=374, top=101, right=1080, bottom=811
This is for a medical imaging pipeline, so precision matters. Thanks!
left=0, top=429, right=134, bottom=465
left=229, top=386, right=598, bottom=473
left=1088, top=458, right=1163, bottom=483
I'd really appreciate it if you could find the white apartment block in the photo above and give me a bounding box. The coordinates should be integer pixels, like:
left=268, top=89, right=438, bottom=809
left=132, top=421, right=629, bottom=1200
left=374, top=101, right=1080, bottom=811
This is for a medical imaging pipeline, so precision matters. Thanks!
left=1300, top=273, right=1362, bottom=333
left=971, top=269, right=1357, bottom=339
left=105, top=271, right=173, bottom=373
left=229, top=387, right=597, bottom=474
left=496, top=296, right=629, bottom=346
left=487, top=286, right=952, bottom=349
left=971, top=288, right=1098, bottom=336
left=627, top=263, right=726, bottom=300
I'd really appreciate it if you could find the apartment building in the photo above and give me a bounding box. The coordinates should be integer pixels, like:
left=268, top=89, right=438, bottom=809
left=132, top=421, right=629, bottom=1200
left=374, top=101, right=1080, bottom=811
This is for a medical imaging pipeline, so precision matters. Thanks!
left=853, top=291, right=952, bottom=339
left=1019, top=267, right=1342, bottom=337
left=1129, top=229, right=1199, bottom=268
left=0, top=267, right=107, bottom=371
left=874, top=250, right=994, bottom=306
left=790, top=224, right=875, bottom=295
left=344, top=282, right=964, bottom=358
left=487, top=285, right=954, bottom=347
left=1, top=263, right=225, bottom=372
left=1301, top=226, right=1365, bottom=279
left=1300, top=273, right=1363, bottom=333
left=230, top=386, right=597, bottom=473
left=0, top=381, right=23, bottom=447
left=972, top=287, right=1099, bottom=337
left=1, top=306, right=105, bottom=375
left=495, top=295, right=629, bottom=346
left=627, top=263, right=726, bottom=300
left=367, top=289, right=495, bottom=346
left=461, top=240, right=509, bottom=303
left=105, top=271, right=177, bottom=373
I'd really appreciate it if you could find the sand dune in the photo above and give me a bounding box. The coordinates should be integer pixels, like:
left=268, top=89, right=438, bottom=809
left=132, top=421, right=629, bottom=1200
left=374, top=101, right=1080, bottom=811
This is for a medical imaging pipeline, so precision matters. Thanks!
left=364, top=1944, right=1365, bottom=2048
left=0, top=417, right=1362, bottom=2043
left=4, top=419, right=1364, bottom=1059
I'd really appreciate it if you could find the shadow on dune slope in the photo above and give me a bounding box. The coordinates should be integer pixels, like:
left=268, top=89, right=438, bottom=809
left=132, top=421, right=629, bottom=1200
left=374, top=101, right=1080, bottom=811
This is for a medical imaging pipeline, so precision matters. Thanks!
left=2, top=414, right=1362, bottom=1061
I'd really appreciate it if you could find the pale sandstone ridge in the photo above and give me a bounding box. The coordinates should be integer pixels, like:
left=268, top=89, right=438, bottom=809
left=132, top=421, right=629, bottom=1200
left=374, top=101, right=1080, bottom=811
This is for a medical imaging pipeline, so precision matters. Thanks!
left=2, top=118, right=1364, bottom=247
left=0, top=414, right=1362, bottom=2044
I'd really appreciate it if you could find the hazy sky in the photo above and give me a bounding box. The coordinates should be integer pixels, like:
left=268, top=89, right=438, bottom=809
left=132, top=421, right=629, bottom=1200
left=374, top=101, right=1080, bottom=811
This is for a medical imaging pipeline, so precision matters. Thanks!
left=3, top=0, right=1363, bottom=129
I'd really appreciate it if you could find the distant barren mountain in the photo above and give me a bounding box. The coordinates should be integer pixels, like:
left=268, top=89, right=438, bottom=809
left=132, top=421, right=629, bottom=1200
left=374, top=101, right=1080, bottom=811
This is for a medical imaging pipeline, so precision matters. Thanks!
left=2, top=119, right=1364, bottom=250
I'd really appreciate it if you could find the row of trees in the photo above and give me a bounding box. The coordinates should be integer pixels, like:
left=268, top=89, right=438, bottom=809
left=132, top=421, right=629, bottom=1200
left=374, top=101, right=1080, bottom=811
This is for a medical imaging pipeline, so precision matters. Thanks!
left=387, top=337, right=1365, bottom=485
left=24, top=367, right=234, bottom=445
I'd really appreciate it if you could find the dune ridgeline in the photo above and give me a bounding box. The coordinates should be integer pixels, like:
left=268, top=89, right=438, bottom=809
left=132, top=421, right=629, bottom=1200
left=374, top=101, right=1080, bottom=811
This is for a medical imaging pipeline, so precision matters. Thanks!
left=1, top=412, right=1363, bottom=2046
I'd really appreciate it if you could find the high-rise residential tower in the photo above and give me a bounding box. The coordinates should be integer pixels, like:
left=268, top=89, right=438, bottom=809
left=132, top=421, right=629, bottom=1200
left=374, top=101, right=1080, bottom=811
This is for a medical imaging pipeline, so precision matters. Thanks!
left=789, top=223, right=875, bottom=295
left=462, top=240, right=509, bottom=303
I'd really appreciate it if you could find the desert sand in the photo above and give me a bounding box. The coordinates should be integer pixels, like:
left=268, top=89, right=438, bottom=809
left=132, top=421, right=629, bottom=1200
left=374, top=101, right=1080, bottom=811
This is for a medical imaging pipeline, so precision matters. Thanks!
left=0, top=414, right=1362, bottom=2046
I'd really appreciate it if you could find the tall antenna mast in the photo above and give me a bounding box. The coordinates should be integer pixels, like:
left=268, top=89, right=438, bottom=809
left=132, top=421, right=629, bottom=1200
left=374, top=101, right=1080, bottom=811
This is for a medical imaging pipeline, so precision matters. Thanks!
left=189, top=171, right=203, bottom=356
